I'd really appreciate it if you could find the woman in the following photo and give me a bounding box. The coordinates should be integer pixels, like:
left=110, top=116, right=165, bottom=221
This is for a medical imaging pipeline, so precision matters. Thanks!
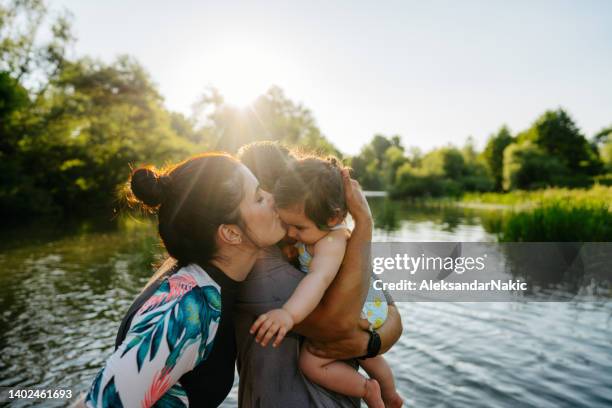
left=234, top=142, right=403, bottom=407
left=84, top=152, right=286, bottom=407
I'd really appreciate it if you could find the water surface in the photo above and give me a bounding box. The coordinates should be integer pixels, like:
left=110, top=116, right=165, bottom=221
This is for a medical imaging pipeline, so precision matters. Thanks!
left=0, top=201, right=610, bottom=407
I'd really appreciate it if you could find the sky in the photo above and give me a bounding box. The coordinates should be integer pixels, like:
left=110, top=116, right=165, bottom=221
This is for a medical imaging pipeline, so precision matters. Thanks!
left=51, top=0, right=612, bottom=155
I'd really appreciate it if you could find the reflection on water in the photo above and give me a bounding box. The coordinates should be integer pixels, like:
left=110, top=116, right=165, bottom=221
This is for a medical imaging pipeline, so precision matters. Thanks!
left=0, top=202, right=610, bottom=407
left=368, top=198, right=501, bottom=242
left=0, top=218, right=163, bottom=407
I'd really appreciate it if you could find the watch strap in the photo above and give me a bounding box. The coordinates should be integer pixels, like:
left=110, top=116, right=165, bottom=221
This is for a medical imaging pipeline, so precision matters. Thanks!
left=358, top=328, right=381, bottom=360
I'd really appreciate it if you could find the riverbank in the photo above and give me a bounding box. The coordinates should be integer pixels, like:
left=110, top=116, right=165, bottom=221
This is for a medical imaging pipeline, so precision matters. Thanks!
left=463, top=186, right=611, bottom=241
left=460, top=185, right=612, bottom=208
left=380, top=185, right=612, bottom=241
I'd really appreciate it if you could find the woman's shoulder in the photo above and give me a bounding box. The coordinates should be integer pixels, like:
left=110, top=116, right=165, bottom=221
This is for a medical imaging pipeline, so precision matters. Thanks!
left=122, top=265, right=223, bottom=371
left=133, top=264, right=221, bottom=322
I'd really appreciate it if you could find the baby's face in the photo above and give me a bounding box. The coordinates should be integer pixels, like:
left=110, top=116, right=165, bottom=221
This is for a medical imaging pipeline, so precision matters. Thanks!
left=277, top=205, right=328, bottom=245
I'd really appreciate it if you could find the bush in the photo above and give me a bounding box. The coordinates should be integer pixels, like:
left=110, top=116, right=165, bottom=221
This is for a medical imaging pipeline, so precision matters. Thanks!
left=503, top=142, right=567, bottom=190
left=594, top=174, right=612, bottom=186
left=391, top=164, right=452, bottom=197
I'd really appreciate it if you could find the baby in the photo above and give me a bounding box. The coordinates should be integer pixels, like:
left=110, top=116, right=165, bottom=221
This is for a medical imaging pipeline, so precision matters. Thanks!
left=250, top=156, right=402, bottom=408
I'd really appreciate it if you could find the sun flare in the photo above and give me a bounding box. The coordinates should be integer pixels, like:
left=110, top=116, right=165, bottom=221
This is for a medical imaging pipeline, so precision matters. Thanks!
left=207, top=45, right=289, bottom=107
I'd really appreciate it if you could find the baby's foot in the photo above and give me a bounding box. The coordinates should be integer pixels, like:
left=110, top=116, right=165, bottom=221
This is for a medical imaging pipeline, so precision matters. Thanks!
left=363, top=379, right=385, bottom=408
left=383, top=390, right=403, bottom=408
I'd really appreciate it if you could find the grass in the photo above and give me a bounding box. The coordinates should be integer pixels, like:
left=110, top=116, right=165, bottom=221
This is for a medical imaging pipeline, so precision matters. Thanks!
left=498, top=199, right=612, bottom=241
left=420, top=185, right=612, bottom=241
left=461, top=185, right=612, bottom=207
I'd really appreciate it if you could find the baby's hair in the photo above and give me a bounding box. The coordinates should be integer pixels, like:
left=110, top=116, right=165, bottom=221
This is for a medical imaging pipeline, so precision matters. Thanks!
left=237, top=141, right=296, bottom=192
left=274, top=156, right=347, bottom=229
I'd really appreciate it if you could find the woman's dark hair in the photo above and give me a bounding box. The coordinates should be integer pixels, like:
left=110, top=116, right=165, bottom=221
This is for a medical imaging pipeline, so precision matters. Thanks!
left=274, top=156, right=347, bottom=229
left=237, top=141, right=296, bottom=192
left=128, top=152, right=245, bottom=267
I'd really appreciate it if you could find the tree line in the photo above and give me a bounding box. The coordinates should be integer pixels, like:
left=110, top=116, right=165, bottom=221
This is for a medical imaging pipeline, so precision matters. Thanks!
left=350, top=110, right=612, bottom=198
left=0, top=0, right=338, bottom=218
left=2, top=1, right=610, bottom=220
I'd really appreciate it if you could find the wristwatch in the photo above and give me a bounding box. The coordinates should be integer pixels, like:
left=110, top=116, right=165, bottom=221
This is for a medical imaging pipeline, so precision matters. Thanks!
left=359, top=328, right=381, bottom=359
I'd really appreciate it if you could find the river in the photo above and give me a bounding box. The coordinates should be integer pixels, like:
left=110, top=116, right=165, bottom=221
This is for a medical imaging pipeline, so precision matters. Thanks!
left=0, top=198, right=610, bottom=407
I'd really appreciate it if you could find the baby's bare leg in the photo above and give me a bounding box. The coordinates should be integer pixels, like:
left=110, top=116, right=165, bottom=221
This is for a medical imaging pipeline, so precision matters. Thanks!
left=300, top=344, right=384, bottom=408
left=359, top=355, right=403, bottom=408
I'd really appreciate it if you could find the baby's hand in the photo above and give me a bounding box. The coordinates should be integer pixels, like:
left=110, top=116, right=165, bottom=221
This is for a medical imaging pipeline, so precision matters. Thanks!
left=250, top=308, right=294, bottom=348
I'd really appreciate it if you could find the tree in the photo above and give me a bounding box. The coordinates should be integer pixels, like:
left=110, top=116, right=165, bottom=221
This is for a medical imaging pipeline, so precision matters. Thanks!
left=517, top=109, right=601, bottom=175
left=482, top=125, right=514, bottom=190
left=421, top=147, right=465, bottom=179
left=0, top=0, right=73, bottom=94
left=502, top=142, right=566, bottom=190
left=349, top=134, right=407, bottom=190
left=594, top=125, right=612, bottom=172
left=0, top=0, right=76, bottom=215
left=382, top=145, right=407, bottom=186
left=193, top=85, right=339, bottom=155
left=14, top=56, right=196, bottom=213
left=370, top=134, right=392, bottom=162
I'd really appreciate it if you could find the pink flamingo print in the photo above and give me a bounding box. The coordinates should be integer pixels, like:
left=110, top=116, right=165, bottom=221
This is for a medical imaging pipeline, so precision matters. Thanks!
left=139, top=274, right=198, bottom=314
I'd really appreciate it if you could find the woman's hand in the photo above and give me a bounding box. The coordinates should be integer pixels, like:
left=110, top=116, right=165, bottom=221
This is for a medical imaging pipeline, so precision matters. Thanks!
left=342, top=169, right=372, bottom=224
left=250, top=308, right=294, bottom=348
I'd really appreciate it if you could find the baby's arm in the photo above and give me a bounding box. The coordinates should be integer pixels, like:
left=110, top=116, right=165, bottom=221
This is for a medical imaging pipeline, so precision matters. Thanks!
left=250, top=230, right=347, bottom=347
left=285, top=230, right=347, bottom=323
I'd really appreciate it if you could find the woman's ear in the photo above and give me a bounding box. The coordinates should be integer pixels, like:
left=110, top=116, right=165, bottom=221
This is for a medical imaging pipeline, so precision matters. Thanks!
left=217, top=224, right=243, bottom=245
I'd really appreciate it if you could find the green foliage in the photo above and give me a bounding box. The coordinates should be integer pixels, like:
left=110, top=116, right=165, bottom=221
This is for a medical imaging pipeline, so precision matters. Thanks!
left=382, top=145, right=407, bottom=186
left=461, top=186, right=612, bottom=241
left=595, top=125, right=612, bottom=172
left=502, top=142, right=567, bottom=190
left=499, top=199, right=611, bottom=242
left=462, top=185, right=612, bottom=206
left=421, top=147, right=464, bottom=177
left=0, top=0, right=73, bottom=93
left=594, top=174, right=612, bottom=186
left=2, top=1, right=610, bottom=218
left=193, top=86, right=339, bottom=155
left=0, top=71, right=28, bottom=156
left=482, top=125, right=514, bottom=190
left=389, top=144, right=493, bottom=198
left=392, top=163, right=455, bottom=197
left=517, top=108, right=602, bottom=175
left=0, top=1, right=339, bottom=218
left=349, top=134, right=406, bottom=190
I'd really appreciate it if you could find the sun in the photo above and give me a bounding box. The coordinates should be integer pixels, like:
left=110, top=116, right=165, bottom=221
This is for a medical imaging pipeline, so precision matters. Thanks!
left=208, top=45, right=287, bottom=107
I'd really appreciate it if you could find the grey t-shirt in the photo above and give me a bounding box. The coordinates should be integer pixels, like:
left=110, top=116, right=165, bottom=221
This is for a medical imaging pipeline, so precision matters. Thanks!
left=233, top=246, right=360, bottom=408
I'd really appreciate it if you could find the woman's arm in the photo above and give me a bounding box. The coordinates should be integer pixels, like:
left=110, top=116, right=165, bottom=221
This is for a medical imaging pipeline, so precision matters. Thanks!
left=84, top=282, right=220, bottom=407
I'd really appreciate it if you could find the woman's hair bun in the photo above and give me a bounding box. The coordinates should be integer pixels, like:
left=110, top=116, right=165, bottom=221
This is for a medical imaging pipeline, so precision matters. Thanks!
left=130, top=167, right=167, bottom=207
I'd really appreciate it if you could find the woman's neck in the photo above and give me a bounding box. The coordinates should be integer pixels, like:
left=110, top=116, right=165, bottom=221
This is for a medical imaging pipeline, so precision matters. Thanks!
left=211, top=246, right=260, bottom=282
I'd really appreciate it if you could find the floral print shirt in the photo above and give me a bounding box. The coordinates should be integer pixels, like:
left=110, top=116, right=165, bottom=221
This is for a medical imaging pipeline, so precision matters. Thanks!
left=85, top=263, right=229, bottom=407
